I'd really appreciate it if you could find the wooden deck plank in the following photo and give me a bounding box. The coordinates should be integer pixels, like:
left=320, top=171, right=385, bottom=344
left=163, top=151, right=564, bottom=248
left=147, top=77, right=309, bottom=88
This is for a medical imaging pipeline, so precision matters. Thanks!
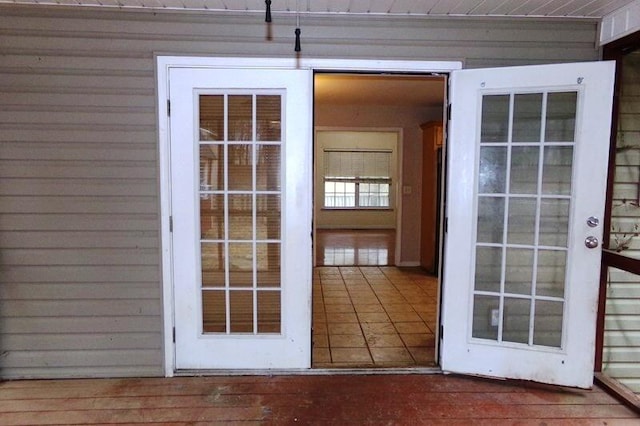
left=0, top=375, right=636, bottom=424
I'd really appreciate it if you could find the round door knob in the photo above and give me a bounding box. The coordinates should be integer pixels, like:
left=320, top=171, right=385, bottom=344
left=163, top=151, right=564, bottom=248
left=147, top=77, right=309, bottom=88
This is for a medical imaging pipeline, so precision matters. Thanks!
left=585, top=236, right=599, bottom=249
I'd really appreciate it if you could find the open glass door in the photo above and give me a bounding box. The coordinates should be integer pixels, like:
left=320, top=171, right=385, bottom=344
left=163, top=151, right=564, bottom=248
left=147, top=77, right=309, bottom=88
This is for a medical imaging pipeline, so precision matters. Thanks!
left=169, top=67, right=312, bottom=369
left=441, top=61, right=615, bottom=388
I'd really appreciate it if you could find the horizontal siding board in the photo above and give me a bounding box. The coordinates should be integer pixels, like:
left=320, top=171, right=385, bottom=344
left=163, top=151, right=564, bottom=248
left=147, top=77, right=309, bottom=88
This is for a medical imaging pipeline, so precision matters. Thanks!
left=0, top=231, right=159, bottom=249
left=0, top=180, right=157, bottom=197
left=0, top=162, right=156, bottom=179
left=0, top=214, right=158, bottom=230
left=601, top=347, right=640, bottom=362
left=0, top=366, right=162, bottom=380
left=0, top=283, right=160, bottom=300
left=1, top=316, right=161, bottom=334
left=0, top=5, right=600, bottom=379
left=1, top=265, right=160, bottom=283
left=2, top=333, right=161, bottom=351
left=0, top=248, right=159, bottom=266
left=0, top=349, right=163, bottom=368
left=0, top=129, right=155, bottom=144
left=0, top=300, right=161, bottom=317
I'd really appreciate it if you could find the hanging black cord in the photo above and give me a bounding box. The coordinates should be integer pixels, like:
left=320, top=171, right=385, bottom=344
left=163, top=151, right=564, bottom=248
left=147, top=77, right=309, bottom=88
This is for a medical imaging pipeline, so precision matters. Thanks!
left=265, top=0, right=272, bottom=23
left=294, top=27, right=301, bottom=52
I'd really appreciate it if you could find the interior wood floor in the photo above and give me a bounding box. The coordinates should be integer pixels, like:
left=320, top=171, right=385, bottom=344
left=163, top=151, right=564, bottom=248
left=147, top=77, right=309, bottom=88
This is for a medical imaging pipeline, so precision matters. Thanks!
left=1, top=375, right=636, bottom=424
left=315, top=229, right=395, bottom=266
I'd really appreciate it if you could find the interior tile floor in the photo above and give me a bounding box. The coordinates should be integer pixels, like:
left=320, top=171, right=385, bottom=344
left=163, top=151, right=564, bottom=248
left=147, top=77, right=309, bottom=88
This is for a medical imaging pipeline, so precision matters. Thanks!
left=312, top=265, right=438, bottom=368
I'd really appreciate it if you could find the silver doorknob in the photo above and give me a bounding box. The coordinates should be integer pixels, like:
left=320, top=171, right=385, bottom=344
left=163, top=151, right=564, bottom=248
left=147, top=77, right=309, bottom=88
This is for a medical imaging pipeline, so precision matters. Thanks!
left=585, top=236, right=599, bottom=249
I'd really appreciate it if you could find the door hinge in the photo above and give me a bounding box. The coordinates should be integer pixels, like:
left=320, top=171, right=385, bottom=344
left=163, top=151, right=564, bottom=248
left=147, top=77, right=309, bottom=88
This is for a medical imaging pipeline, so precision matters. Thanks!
left=167, top=99, right=171, bottom=117
left=172, top=327, right=176, bottom=343
left=440, top=324, right=443, bottom=339
left=446, top=103, right=451, bottom=122
left=169, top=215, right=173, bottom=232
left=444, top=217, right=448, bottom=233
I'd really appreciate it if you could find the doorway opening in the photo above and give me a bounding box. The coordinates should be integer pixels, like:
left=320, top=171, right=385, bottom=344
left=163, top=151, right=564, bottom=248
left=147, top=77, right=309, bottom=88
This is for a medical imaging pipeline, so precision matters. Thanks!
left=311, top=72, right=447, bottom=368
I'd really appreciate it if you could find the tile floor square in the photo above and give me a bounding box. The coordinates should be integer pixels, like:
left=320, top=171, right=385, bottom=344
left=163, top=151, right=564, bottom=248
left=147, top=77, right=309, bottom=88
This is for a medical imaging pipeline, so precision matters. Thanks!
left=331, top=347, right=372, bottom=363
left=330, top=334, right=367, bottom=348
left=365, top=333, right=404, bottom=348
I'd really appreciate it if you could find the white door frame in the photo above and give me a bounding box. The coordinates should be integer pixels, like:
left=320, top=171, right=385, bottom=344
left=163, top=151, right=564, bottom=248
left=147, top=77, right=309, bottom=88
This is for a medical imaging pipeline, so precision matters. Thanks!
left=157, top=56, right=463, bottom=376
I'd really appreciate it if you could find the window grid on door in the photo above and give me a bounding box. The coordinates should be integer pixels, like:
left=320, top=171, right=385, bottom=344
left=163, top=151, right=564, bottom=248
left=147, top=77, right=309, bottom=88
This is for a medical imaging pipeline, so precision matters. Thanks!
left=198, top=91, right=283, bottom=335
left=472, top=90, right=578, bottom=349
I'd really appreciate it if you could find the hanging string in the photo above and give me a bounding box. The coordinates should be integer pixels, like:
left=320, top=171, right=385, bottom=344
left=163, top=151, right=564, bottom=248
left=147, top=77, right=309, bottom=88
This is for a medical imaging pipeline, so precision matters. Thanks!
left=265, top=0, right=272, bottom=23
left=294, top=1, right=301, bottom=52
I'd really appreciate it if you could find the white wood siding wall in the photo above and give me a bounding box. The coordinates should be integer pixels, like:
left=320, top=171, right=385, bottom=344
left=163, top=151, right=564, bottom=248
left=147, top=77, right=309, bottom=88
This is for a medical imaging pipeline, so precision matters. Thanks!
left=603, top=50, right=640, bottom=394
left=0, top=5, right=600, bottom=379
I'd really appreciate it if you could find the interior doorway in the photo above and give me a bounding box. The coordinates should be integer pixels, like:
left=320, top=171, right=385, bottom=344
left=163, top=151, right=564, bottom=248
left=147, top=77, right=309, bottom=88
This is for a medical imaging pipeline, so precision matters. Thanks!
left=312, top=72, right=447, bottom=368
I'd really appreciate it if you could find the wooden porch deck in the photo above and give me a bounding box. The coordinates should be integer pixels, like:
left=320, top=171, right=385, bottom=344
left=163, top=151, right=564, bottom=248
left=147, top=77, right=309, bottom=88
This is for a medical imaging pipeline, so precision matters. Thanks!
left=0, top=374, right=637, bottom=425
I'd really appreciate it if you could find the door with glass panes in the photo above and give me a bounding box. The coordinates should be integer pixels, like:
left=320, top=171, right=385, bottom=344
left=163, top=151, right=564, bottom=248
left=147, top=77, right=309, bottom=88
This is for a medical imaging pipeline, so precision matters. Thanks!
left=441, top=61, right=615, bottom=388
left=169, top=67, right=312, bottom=369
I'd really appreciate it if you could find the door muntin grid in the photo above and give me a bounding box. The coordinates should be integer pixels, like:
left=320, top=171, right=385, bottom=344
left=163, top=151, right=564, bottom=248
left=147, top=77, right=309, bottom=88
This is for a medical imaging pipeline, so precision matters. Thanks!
left=471, top=90, right=578, bottom=349
left=198, top=91, right=283, bottom=335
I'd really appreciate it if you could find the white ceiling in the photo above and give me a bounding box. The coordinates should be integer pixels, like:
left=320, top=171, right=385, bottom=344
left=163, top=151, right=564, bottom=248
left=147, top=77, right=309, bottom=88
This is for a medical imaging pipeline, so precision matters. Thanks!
left=0, top=0, right=634, bottom=19
left=315, top=74, right=445, bottom=108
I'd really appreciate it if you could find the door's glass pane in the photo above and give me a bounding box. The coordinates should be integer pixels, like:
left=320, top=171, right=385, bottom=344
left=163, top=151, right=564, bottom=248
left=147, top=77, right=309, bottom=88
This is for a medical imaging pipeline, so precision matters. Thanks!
left=510, top=146, right=539, bottom=194
left=256, top=95, right=281, bottom=141
left=539, top=198, right=570, bottom=247
left=228, top=194, right=253, bottom=240
left=228, top=95, right=253, bottom=141
left=481, top=94, right=510, bottom=143
left=230, top=290, right=254, bottom=333
left=475, top=246, right=502, bottom=292
left=505, top=248, right=533, bottom=295
left=545, top=92, right=577, bottom=142
left=229, top=243, right=253, bottom=288
left=507, top=197, right=537, bottom=245
left=256, top=145, right=281, bottom=191
left=513, top=93, right=543, bottom=143
left=536, top=250, right=567, bottom=298
left=199, top=95, right=224, bottom=141
left=201, top=242, right=225, bottom=287
left=472, top=295, right=499, bottom=340
left=202, top=290, right=226, bottom=332
left=542, top=146, right=573, bottom=195
left=200, top=145, right=224, bottom=191
left=477, top=196, right=504, bottom=244
left=257, top=291, right=281, bottom=333
left=200, top=194, right=224, bottom=240
left=503, top=297, right=531, bottom=344
left=257, top=243, right=280, bottom=288
left=533, top=300, right=563, bottom=347
left=228, top=144, right=253, bottom=190
left=479, top=147, right=508, bottom=193
left=256, top=194, right=281, bottom=240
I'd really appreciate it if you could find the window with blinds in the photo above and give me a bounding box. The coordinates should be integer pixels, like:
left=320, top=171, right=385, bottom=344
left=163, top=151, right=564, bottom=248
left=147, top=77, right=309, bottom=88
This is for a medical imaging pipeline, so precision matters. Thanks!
left=323, top=150, right=391, bottom=209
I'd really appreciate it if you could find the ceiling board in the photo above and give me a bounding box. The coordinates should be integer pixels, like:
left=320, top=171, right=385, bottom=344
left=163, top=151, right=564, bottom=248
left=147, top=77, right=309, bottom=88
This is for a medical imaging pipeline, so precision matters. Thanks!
left=0, top=0, right=635, bottom=18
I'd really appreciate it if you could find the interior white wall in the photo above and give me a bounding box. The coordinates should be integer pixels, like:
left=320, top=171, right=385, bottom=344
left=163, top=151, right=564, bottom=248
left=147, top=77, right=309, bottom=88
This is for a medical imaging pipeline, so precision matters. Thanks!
left=315, top=103, right=444, bottom=264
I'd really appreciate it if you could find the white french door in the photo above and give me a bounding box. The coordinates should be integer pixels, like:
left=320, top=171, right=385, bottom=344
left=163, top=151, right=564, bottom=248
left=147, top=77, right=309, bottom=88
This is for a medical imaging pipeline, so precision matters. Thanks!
left=169, top=67, right=312, bottom=369
left=441, top=61, right=615, bottom=388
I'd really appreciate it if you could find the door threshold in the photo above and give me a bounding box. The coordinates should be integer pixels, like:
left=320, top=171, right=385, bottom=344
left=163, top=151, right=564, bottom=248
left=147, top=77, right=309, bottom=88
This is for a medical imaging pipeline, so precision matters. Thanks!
left=174, top=367, right=442, bottom=377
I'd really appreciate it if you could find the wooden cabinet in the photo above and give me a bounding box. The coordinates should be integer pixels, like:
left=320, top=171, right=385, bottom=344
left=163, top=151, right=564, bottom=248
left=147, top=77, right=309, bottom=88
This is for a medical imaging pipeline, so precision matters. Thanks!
left=420, top=121, right=443, bottom=274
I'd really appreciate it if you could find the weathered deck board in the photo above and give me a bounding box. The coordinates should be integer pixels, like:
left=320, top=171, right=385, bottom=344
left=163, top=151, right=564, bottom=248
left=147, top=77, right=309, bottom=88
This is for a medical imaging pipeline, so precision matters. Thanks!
left=0, top=374, right=637, bottom=425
